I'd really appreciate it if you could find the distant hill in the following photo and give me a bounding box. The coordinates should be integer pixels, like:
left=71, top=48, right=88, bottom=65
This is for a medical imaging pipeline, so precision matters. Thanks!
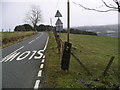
left=73, top=24, right=118, bottom=37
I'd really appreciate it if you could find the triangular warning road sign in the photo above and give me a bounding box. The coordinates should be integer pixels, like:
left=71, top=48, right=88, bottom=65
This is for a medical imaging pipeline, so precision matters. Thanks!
left=55, top=10, right=62, bottom=17
left=55, top=18, right=63, bottom=25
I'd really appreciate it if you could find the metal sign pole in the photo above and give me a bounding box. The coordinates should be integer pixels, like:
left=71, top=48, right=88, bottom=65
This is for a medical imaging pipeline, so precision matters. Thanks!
left=50, top=18, right=52, bottom=26
left=67, top=0, right=70, bottom=43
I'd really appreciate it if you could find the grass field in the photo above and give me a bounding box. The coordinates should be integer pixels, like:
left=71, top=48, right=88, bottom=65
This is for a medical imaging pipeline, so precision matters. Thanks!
left=2, top=31, right=37, bottom=48
left=44, top=32, right=118, bottom=88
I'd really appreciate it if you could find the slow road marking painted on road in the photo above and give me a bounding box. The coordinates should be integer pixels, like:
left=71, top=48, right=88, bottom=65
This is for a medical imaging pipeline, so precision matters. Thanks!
left=0, top=46, right=24, bottom=63
left=1, top=50, right=44, bottom=63
left=16, top=51, right=31, bottom=61
left=28, top=51, right=37, bottom=60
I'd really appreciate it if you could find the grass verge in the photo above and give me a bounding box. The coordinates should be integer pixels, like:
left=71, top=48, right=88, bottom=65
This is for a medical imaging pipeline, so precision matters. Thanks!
left=44, top=32, right=118, bottom=88
left=2, top=31, right=37, bottom=48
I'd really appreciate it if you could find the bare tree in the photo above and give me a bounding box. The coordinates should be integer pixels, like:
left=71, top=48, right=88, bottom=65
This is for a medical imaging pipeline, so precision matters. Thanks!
left=25, top=5, right=42, bottom=31
left=73, top=0, right=120, bottom=12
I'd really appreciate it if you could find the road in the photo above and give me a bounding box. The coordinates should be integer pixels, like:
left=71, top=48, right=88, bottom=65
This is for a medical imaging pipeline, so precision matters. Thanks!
left=1, top=32, right=49, bottom=89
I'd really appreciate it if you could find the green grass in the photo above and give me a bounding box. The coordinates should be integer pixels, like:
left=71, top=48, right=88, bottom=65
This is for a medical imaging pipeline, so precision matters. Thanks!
left=2, top=31, right=37, bottom=48
left=44, top=32, right=118, bottom=88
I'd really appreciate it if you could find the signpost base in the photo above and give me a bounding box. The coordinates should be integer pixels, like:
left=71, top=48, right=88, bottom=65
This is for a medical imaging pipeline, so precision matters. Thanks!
left=61, top=42, right=72, bottom=71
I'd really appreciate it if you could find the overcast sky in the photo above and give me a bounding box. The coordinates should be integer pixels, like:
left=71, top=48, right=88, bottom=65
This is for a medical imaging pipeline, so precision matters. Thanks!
left=0, top=0, right=118, bottom=31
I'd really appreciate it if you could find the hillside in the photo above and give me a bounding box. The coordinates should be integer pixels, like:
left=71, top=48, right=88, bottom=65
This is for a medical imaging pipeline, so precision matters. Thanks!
left=73, top=24, right=118, bottom=37
left=44, top=32, right=118, bottom=88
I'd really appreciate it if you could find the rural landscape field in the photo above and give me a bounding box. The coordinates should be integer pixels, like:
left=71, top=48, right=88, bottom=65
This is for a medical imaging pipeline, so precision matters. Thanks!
left=1, top=31, right=118, bottom=88
left=2, top=31, right=37, bottom=48
left=1, top=0, right=119, bottom=89
left=44, top=32, right=118, bottom=88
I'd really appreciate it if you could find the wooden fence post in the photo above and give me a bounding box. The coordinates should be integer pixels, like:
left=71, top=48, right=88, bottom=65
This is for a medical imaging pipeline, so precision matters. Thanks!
left=61, top=42, right=72, bottom=71
left=103, top=56, right=115, bottom=76
left=71, top=52, right=92, bottom=76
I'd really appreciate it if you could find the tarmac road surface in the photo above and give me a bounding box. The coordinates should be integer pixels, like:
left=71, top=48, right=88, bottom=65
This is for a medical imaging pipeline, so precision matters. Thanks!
left=1, top=32, right=49, bottom=89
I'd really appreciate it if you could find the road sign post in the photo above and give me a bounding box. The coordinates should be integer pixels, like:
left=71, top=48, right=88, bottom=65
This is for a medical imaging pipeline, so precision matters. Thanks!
left=61, top=42, right=72, bottom=71
left=55, top=9, right=72, bottom=71
left=67, top=0, right=70, bottom=43
left=55, top=10, right=63, bottom=54
left=60, top=0, right=72, bottom=71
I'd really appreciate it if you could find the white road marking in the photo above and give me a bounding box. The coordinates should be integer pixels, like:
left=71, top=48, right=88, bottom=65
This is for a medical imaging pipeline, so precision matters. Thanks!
left=16, top=51, right=31, bottom=61
left=7, top=52, right=21, bottom=62
left=34, top=50, right=44, bottom=59
left=34, top=80, right=40, bottom=89
left=2, top=52, right=20, bottom=62
left=43, top=36, right=49, bottom=51
left=38, top=70, right=42, bottom=77
left=0, top=46, right=24, bottom=63
left=9, top=52, right=21, bottom=62
left=28, top=51, right=37, bottom=60
left=28, top=40, right=34, bottom=44
left=43, top=55, right=45, bottom=59
left=36, top=37, right=39, bottom=39
left=15, top=46, right=24, bottom=52
left=41, top=59, right=45, bottom=63
left=39, top=32, right=43, bottom=37
left=40, top=64, right=44, bottom=69
left=33, top=33, right=48, bottom=89
left=1, top=49, right=45, bottom=63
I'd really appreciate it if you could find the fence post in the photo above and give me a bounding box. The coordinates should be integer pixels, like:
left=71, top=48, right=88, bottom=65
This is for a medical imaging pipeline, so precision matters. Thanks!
left=71, top=52, right=92, bottom=76
left=61, top=42, right=72, bottom=71
left=103, top=56, right=115, bottom=76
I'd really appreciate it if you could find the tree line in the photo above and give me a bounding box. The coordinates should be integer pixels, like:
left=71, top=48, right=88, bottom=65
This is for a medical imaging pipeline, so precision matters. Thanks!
left=14, top=24, right=52, bottom=31
left=60, top=28, right=97, bottom=36
left=14, top=24, right=97, bottom=36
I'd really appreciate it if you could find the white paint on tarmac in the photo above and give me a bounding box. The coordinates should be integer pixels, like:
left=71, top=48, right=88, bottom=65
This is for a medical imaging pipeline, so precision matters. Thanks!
left=4, top=52, right=20, bottom=62
left=0, top=46, right=24, bottom=63
left=16, top=51, right=31, bottom=61
left=34, top=50, right=44, bottom=59
left=1, top=50, right=45, bottom=62
left=34, top=80, right=40, bottom=89
left=36, top=37, right=39, bottom=40
left=38, top=70, right=42, bottom=77
left=28, top=40, right=35, bottom=44
left=39, top=32, right=43, bottom=37
left=43, top=55, right=45, bottom=59
left=43, top=36, right=49, bottom=51
left=8, top=52, right=21, bottom=62
left=41, top=59, right=44, bottom=63
left=15, top=46, right=24, bottom=52
left=40, top=64, right=44, bottom=69
left=28, top=51, right=37, bottom=60
left=33, top=35, right=49, bottom=88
